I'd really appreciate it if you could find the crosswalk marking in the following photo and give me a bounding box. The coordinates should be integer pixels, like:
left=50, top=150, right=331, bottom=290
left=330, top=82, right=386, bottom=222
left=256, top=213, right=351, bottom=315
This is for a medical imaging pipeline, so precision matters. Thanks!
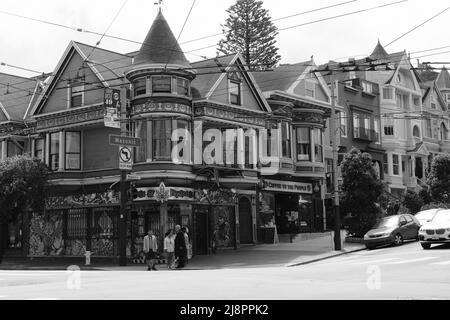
left=430, top=260, right=450, bottom=265
left=384, top=257, right=438, bottom=265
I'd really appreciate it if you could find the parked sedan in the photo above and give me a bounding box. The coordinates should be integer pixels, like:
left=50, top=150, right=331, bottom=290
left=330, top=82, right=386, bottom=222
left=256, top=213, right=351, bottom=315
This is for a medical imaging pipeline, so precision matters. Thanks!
left=419, top=209, right=450, bottom=249
left=415, top=208, right=443, bottom=227
left=364, top=214, right=420, bottom=250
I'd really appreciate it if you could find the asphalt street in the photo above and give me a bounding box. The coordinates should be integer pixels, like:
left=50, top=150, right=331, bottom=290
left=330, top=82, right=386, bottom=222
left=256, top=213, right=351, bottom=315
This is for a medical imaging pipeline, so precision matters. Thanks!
left=0, top=241, right=449, bottom=300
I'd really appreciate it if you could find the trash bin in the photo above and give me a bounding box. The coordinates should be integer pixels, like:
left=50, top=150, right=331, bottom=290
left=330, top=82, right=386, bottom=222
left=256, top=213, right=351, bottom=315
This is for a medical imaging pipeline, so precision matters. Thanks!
left=85, top=251, right=91, bottom=265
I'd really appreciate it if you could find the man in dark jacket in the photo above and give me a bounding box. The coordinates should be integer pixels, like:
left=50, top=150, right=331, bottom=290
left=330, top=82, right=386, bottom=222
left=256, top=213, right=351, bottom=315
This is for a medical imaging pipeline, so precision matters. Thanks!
left=174, top=225, right=187, bottom=268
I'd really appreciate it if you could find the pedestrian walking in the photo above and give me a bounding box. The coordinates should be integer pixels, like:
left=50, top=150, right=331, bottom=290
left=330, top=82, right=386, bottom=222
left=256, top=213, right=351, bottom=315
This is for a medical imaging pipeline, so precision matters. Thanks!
left=143, top=230, right=158, bottom=271
left=164, top=229, right=175, bottom=269
left=174, top=225, right=187, bottom=269
left=182, top=227, right=192, bottom=264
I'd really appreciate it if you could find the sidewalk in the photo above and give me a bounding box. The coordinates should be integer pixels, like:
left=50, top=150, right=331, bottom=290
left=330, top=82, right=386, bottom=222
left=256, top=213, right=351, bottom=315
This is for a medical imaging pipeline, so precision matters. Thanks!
left=0, top=236, right=366, bottom=271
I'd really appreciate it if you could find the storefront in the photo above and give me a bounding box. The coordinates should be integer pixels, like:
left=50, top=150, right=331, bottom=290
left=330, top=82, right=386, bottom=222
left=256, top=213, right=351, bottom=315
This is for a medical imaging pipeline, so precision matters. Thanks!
left=258, top=179, right=318, bottom=242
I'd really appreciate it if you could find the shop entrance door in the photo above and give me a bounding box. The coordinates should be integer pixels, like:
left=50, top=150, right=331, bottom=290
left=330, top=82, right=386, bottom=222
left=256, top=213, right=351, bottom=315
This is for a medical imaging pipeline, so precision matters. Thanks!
left=239, top=197, right=253, bottom=244
left=193, top=206, right=208, bottom=255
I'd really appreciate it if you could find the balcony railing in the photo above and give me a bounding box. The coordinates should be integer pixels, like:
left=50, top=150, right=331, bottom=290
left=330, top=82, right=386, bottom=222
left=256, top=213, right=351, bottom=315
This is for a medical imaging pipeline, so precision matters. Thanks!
left=353, top=127, right=378, bottom=142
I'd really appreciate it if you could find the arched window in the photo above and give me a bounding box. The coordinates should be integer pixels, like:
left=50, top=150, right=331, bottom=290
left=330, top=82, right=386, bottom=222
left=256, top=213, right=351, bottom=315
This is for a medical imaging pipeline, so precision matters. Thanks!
left=440, top=123, right=448, bottom=141
left=413, top=125, right=421, bottom=138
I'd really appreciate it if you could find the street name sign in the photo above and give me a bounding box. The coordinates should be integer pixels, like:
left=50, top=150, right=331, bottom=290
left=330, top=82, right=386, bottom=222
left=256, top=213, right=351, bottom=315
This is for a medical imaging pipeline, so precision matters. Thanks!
left=119, top=146, right=133, bottom=171
left=110, top=135, right=141, bottom=147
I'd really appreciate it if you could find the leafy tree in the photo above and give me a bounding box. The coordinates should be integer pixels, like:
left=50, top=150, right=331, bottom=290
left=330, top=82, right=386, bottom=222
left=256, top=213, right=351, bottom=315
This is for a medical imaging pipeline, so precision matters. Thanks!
left=217, top=0, right=281, bottom=69
left=340, top=148, right=383, bottom=237
left=427, top=154, right=450, bottom=203
left=0, top=156, right=49, bottom=259
left=402, top=190, right=423, bottom=214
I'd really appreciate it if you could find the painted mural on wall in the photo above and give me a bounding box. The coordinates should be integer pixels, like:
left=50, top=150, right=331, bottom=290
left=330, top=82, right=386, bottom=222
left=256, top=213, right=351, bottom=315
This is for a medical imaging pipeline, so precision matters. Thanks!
left=29, top=212, right=64, bottom=256
left=45, top=190, right=119, bottom=209
left=211, top=206, right=235, bottom=248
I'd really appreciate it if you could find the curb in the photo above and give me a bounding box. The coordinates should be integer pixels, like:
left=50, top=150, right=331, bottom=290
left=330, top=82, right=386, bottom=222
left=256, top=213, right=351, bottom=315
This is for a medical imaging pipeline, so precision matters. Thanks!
left=286, top=247, right=367, bottom=267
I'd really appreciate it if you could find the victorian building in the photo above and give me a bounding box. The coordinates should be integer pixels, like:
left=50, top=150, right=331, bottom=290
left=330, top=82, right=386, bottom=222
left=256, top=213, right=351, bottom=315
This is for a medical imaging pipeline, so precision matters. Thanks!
left=1, top=10, right=328, bottom=262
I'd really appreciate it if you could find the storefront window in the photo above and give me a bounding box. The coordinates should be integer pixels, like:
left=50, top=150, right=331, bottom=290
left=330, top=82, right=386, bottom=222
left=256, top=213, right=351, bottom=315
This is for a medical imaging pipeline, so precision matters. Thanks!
left=281, top=122, right=291, bottom=158
left=65, top=131, right=81, bottom=170
left=296, top=127, right=311, bottom=161
left=313, top=128, right=323, bottom=163
left=50, top=132, right=60, bottom=171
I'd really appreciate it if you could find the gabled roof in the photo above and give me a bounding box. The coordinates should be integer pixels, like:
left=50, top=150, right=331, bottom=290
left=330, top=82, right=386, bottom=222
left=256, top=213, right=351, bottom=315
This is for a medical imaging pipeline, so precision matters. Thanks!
left=436, top=67, right=450, bottom=89
left=31, top=41, right=133, bottom=116
left=133, top=11, right=191, bottom=69
left=0, top=72, right=40, bottom=122
left=252, top=61, right=311, bottom=92
left=191, top=53, right=271, bottom=112
left=191, top=54, right=235, bottom=98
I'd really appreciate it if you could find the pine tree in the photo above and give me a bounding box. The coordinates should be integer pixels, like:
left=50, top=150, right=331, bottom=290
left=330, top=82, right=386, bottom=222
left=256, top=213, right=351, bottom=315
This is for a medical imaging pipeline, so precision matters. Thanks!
left=217, top=0, right=281, bottom=70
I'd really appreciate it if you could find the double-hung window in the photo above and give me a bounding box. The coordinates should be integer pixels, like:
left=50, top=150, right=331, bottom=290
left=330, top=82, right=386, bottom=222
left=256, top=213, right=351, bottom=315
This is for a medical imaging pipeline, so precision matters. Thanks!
left=152, top=76, right=171, bottom=93
left=176, top=78, right=190, bottom=96
left=152, top=119, right=172, bottom=160
left=50, top=132, right=60, bottom=171
left=65, top=132, right=81, bottom=170
left=392, top=154, right=400, bottom=175
left=34, top=138, right=45, bottom=160
left=313, top=128, right=323, bottom=163
left=281, top=122, right=291, bottom=158
left=340, top=111, right=347, bottom=137
left=296, top=127, right=311, bottom=161
left=229, top=81, right=241, bottom=105
left=133, top=78, right=147, bottom=96
left=71, top=85, right=84, bottom=108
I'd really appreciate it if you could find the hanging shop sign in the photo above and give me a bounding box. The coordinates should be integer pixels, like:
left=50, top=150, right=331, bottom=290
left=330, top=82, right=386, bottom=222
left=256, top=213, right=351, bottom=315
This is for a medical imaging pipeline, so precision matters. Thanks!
left=104, top=88, right=121, bottom=129
left=134, top=183, right=195, bottom=203
left=263, top=179, right=312, bottom=194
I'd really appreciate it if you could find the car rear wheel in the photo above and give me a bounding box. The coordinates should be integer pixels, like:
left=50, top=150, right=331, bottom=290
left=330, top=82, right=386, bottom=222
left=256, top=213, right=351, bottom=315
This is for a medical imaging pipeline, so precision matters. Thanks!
left=393, top=234, right=403, bottom=246
left=421, top=243, right=431, bottom=250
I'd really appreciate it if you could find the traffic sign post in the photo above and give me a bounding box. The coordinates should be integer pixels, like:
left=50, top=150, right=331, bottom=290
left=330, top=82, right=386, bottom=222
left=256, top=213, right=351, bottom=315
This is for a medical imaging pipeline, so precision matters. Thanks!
left=119, top=146, right=133, bottom=171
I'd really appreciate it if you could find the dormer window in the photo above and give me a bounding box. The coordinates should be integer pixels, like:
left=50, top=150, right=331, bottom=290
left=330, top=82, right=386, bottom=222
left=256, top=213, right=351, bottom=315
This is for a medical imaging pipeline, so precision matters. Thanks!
left=70, top=85, right=84, bottom=108
left=229, top=81, right=241, bottom=105
left=133, top=78, right=147, bottom=97
left=152, top=76, right=172, bottom=93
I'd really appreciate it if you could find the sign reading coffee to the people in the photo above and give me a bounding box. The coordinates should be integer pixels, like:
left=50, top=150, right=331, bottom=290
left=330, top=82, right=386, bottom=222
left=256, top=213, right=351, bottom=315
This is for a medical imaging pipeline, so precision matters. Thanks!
left=133, top=183, right=195, bottom=203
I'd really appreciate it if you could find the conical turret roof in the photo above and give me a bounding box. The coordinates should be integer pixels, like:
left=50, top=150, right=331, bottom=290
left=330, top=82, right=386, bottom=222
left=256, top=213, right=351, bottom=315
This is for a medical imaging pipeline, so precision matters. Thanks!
left=133, top=11, right=191, bottom=69
left=370, top=40, right=389, bottom=60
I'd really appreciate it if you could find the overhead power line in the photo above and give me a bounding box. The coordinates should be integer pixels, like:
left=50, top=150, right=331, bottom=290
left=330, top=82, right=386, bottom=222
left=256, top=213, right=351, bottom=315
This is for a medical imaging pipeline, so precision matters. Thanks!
left=386, top=6, right=450, bottom=47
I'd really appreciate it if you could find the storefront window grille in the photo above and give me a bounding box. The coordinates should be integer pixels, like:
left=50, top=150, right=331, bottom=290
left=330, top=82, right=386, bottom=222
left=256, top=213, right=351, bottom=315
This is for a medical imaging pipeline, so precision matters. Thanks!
left=67, top=209, right=87, bottom=239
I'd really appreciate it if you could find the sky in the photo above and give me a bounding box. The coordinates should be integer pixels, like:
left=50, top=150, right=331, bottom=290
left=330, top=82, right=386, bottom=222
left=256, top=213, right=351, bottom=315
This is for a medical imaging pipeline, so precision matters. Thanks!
left=1, top=0, right=450, bottom=78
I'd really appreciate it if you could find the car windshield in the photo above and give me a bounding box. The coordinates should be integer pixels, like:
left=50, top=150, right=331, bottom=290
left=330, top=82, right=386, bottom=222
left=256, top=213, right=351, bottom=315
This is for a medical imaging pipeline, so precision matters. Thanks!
left=374, top=216, right=399, bottom=228
left=432, top=211, right=450, bottom=224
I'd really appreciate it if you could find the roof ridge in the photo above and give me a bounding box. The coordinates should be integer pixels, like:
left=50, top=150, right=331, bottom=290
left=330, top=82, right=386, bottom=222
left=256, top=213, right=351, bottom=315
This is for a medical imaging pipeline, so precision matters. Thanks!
left=73, top=41, right=132, bottom=58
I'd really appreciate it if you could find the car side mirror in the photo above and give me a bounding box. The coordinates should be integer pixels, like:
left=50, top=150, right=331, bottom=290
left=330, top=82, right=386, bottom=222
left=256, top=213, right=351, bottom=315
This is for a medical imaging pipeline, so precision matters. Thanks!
left=399, top=220, right=406, bottom=226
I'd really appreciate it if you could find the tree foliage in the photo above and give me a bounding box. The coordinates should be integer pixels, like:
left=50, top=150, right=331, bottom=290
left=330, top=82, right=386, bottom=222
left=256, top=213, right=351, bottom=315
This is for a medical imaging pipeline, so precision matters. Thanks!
left=340, top=148, right=383, bottom=237
left=0, top=156, right=49, bottom=225
left=217, top=0, right=281, bottom=69
left=402, top=190, right=423, bottom=214
left=427, top=154, right=450, bottom=203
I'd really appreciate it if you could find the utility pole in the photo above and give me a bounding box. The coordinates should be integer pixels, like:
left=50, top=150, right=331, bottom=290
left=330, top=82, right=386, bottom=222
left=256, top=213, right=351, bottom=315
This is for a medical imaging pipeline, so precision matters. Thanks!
left=118, top=84, right=128, bottom=266
left=329, top=73, right=342, bottom=251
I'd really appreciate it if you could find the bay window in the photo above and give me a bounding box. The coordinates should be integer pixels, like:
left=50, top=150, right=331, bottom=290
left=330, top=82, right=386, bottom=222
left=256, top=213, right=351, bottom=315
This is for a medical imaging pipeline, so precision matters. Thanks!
left=34, top=138, right=45, bottom=160
left=296, top=127, right=311, bottom=161
left=65, top=132, right=81, bottom=170
left=133, top=78, right=147, bottom=96
left=313, top=128, right=323, bottom=163
left=50, top=132, right=60, bottom=171
left=152, top=76, right=172, bottom=93
left=281, top=122, right=291, bottom=158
